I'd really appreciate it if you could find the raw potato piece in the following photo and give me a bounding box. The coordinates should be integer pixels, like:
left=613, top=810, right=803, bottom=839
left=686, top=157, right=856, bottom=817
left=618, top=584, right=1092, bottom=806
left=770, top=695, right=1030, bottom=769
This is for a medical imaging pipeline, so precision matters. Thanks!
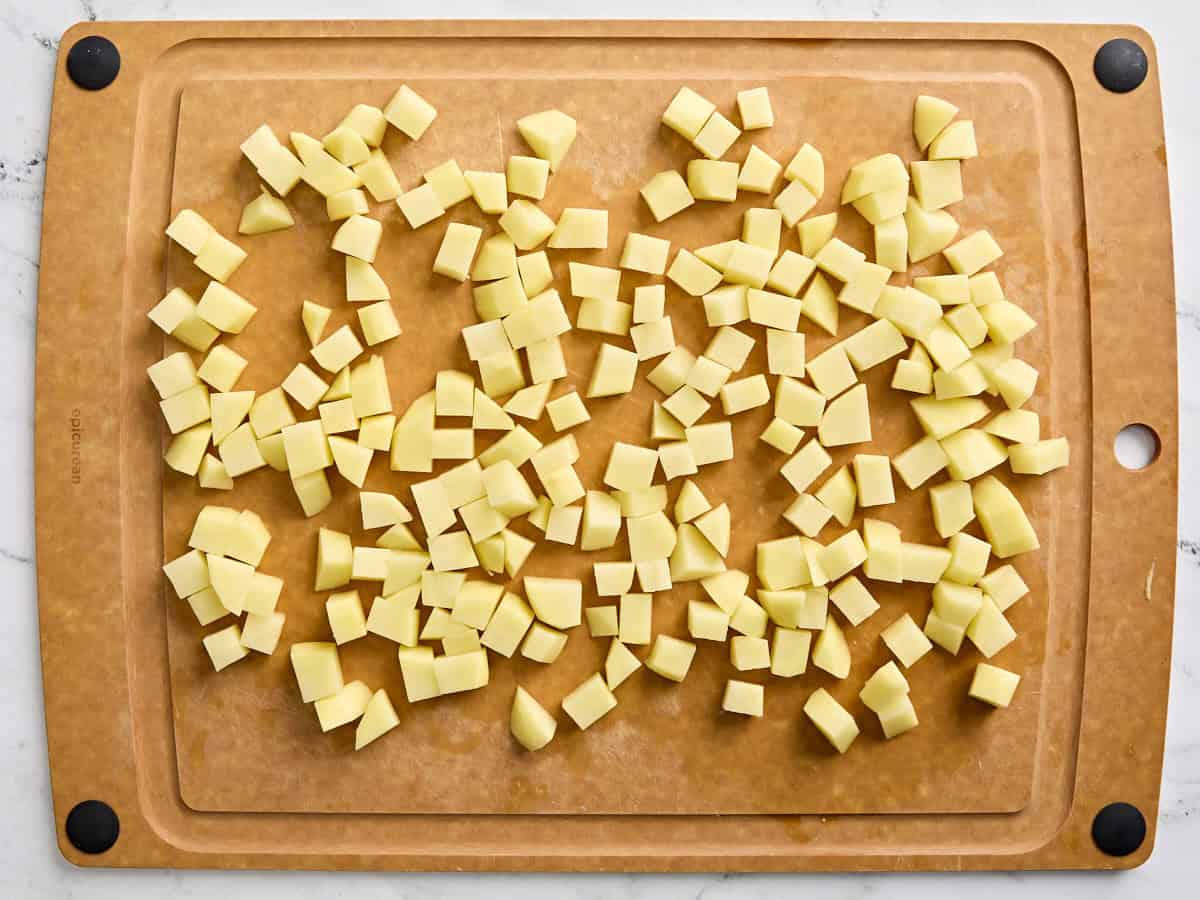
left=517, top=109, right=577, bottom=172
left=240, top=189, right=294, bottom=234
left=511, top=686, right=558, bottom=750
left=737, top=87, right=774, bottom=129
left=397, top=183, right=445, bottom=229
left=913, top=95, right=959, bottom=150
left=804, top=689, right=859, bottom=753
left=549, top=208, right=608, bottom=249
left=641, top=171, right=695, bottom=222
left=723, top=680, right=764, bottom=717
left=969, top=663, right=1021, bottom=708
left=930, top=120, right=979, bottom=160
left=433, top=223, right=483, bottom=281
left=687, top=159, right=739, bottom=201
left=384, top=85, right=437, bottom=140
left=645, top=635, right=697, bottom=682
left=881, top=613, right=933, bottom=668
left=562, top=674, right=618, bottom=730
left=203, top=624, right=249, bottom=671
left=693, top=112, right=741, bottom=160
left=355, top=689, right=400, bottom=750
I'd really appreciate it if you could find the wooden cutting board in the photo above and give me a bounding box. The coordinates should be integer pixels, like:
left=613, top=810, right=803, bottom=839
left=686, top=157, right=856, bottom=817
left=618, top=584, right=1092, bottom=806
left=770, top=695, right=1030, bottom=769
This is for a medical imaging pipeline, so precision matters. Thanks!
left=34, top=19, right=1177, bottom=871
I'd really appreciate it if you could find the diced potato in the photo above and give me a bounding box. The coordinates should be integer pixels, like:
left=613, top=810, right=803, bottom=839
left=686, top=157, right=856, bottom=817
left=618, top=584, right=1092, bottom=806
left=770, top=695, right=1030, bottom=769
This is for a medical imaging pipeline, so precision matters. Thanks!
left=972, top=475, right=1039, bottom=557
left=432, top=222, right=483, bottom=282
left=739, top=146, right=783, bottom=195
left=239, top=189, right=294, bottom=235
left=929, top=119, right=978, bottom=160
left=433, top=649, right=489, bottom=695
left=662, top=86, right=716, bottom=140
left=354, top=689, right=400, bottom=750
left=643, top=634, right=696, bottom=683
left=928, top=480, right=974, bottom=538
left=516, top=108, right=577, bottom=172
left=687, top=159, right=739, bottom=201
left=339, top=104, right=388, bottom=147
left=193, top=232, right=247, bottom=284
left=549, top=207, right=608, bottom=250
left=913, top=94, right=959, bottom=150
left=510, top=685, right=557, bottom=751
left=748, top=289, right=801, bottom=332
left=515, top=622, right=564, bottom=664
left=693, top=112, right=741, bottom=159
left=900, top=541, right=952, bottom=583
left=640, top=170, right=695, bottom=222
left=969, top=663, right=1021, bottom=708
left=383, top=85, right=437, bottom=140
left=818, top=384, right=871, bottom=447
left=841, top=153, right=908, bottom=204
left=1009, top=437, right=1069, bottom=476
left=290, top=641, right=343, bottom=702
left=326, top=590, right=367, bottom=645
left=881, top=613, right=933, bottom=668
left=805, top=344, right=856, bottom=398
left=804, top=688, right=859, bottom=753
left=202, top=624, right=249, bottom=672
left=465, top=170, right=508, bottom=215
left=352, top=151, right=401, bottom=203
left=239, top=127, right=303, bottom=196
left=346, top=257, right=390, bottom=303
left=506, top=154, right=550, bottom=200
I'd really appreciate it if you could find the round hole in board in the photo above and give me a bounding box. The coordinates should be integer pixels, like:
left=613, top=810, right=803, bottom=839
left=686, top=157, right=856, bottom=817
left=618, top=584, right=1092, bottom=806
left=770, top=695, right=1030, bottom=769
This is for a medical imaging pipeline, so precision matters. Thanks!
left=1114, top=424, right=1160, bottom=471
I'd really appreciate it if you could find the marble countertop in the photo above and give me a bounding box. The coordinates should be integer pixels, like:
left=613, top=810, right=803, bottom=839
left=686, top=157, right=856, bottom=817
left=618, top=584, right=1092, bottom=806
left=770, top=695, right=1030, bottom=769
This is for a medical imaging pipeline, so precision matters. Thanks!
left=3, top=0, right=1196, bottom=896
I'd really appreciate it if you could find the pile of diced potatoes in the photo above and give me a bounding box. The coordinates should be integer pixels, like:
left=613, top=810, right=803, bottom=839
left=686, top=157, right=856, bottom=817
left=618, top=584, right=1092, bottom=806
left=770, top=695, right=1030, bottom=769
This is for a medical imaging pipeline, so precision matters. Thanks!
left=153, top=81, right=1065, bottom=755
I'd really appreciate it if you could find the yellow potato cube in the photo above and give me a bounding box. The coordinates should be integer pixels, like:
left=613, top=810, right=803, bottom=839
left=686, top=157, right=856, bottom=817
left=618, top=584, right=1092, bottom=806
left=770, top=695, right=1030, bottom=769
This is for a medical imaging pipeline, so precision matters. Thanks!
left=496, top=108, right=569, bottom=175
left=462, top=169, right=507, bottom=215
left=645, top=634, right=697, bottom=683
left=969, top=663, right=1021, bottom=708
left=929, top=120, right=978, bottom=160
left=913, top=94, right=959, bottom=150
left=687, top=158, right=739, bottom=201
left=432, top=222, right=483, bottom=282
left=725, top=242, right=775, bottom=289
left=201, top=623, right=249, bottom=672
left=339, top=104, right=387, bottom=147
left=966, top=596, right=1017, bottom=658
left=166, top=208, right=213, bottom=254
left=352, top=151, right=401, bottom=203
left=662, top=86, right=716, bottom=139
left=519, top=622, right=568, bottom=664
left=314, top=680, right=372, bottom=732
left=239, top=189, right=293, bottom=235
left=325, top=590, right=367, bottom=645
left=587, top=343, right=638, bottom=398
left=881, top=613, right=934, bottom=668
left=193, top=231, right=247, bottom=284
left=818, top=383, right=872, bottom=447
left=640, top=170, right=695, bottom=222
left=738, top=146, right=783, bottom=195
left=905, top=197, right=959, bottom=262
left=195, top=282, right=255, bottom=335
left=424, top=159, right=471, bottom=209
left=354, top=688, right=400, bottom=750
left=471, top=234, right=519, bottom=283
left=562, top=672, right=618, bottom=731
left=397, top=646, right=438, bottom=703
left=689, top=103, right=741, bottom=153
left=549, top=207, right=608, bottom=249
left=841, top=152, right=908, bottom=203
left=331, top=214, right=382, bottom=262
left=805, top=344, right=857, bottom=398
left=941, top=428, right=1008, bottom=481
left=510, top=685, right=557, bottom=750
left=804, top=688, right=859, bottom=753
left=433, top=649, right=489, bottom=695
left=290, top=641, right=343, bottom=702
left=729, top=634, right=769, bottom=671
left=911, top=159, right=963, bottom=210
left=383, top=84, right=437, bottom=140
left=944, top=229, right=1003, bottom=276
left=506, top=154, right=549, bottom=200
left=396, top=182, right=444, bottom=229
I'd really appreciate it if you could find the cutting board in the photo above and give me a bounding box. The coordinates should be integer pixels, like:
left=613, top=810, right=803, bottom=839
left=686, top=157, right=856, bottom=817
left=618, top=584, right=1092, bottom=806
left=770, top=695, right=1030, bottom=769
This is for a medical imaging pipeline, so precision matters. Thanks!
left=34, top=19, right=1177, bottom=871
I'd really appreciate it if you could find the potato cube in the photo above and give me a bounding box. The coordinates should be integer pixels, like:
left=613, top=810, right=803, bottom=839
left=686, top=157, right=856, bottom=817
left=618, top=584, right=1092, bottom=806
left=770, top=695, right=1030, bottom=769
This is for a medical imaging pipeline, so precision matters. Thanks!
left=941, top=429, right=1008, bottom=481
left=217, top=422, right=267, bottom=477
left=745, top=289, right=799, bottom=332
left=559, top=673, right=618, bottom=731
left=727, top=634, right=768, bottom=671
left=504, top=108, right=572, bottom=172
left=913, top=94, right=959, bottom=149
left=193, top=232, right=247, bottom=283
left=881, top=613, right=933, bottom=668
left=323, top=590, right=365, bottom=645
left=645, top=634, right=697, bottom=683
left=520, top=622, right=568, bottom=664
left=321, top=122, right=372, bottom=166
left=383, top=84, right=437, bottom=139
left=843, top=320, right=907, bottom=374
left=804, top=346, right=855, bottom=401
left=693, top=111, right=741, bottom=159
left=396, top=182, right=444, bottom=229
left=549, top=207, right=608, bottom=249
left=354, top=688, right=400, bottom=751
left=684, top=421, right=732, bottom=466
left=195, top=346, right=248, bottom=395
left=311, top=325, right=364, bottom=374
left=969, top=663, right=1021, bottom=708
left=194, top=283, right=255, bottom=335
left=506, top=154, right=550, bottom=200
left=165, top=208, right=213, bottom=254
left=510, top=685, right=557, bottom=751
left=813, top=237, right=866, bottom=283
left=891, top=436, right=948, bottom=490
left=978, top=564, right=1029, bottom=612
left=432, top=427, right=475, bottom=460
left=702, top=285, right=748, bottom=326
left=614, top=234, right=671, bottom=280
left=910, top=159, right=963, bottom=211
left=640, top=170, right=695, bottom=222
left=849, top=454, right=892, bottom=507
left=773, top=178, right=818, bottom=227
left=463, top=169, right=507, bottom=215
left=352, top=300, right=400, bottom=347
left=810, top=614, right=851, bottom=678
left=314, top=680, right=373, bottom=732
left=804, top=688, right=859, bottom=753
left=147, top=351, right=200, bottom=401
left=345, top=257, right=390, bottom=303
left=395, top=646, right=437, bottom=703
left=944, top=303, right=990, bottom=349
left=544, top=505, right=582, bottom=546
left=687, top=158, right=739, bottom=201
left=352, top=151, right=401, bottom=204
left=759, top=417, right=802, bottom=455
left=898, top=541, right=950, bottom=584
left=929, top=480, right=975, bottom=538
left=340, top=104, right=388, bottom=147
left=239, top=609, right=285, bottom=655
left=159, top=384, right=211, bottom=435
left=585, top=343, right=637, bottom=398
left=662, top=86, right=716, bottom=139
left=423, top=159, right=471, bottom=209
left=330, top=214, right=382, bottom=262
left=738, top=146, right=783, bottom=195
left=801, top=272, right=839, bottom=337
left=733, top=85, right=772, bottom=128
left=577, top=297, right=633, bottom=337
left=818, top=384, right=871, bottom=447
left=818, top=530, right=868, bottom=582
left=966, top=596, right=1017, bottom=658
left=929, top=120, right=978, bottom=160
left=944, top=230, right=1002, bottom=276
left=433, top=649, right=489, bottom=695
left=432, top=222, right=483, bottom=282
left=202, top=624, right=249, bottom=672
left=290, top=641, right=344, bottom=702
left=186, top=588, right=229, bottom=627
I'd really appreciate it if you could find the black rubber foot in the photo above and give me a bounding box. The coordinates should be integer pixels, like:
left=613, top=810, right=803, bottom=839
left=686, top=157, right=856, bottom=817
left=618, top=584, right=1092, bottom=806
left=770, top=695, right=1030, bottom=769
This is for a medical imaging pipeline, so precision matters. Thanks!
left=66, top=35, right=121, bottom=91
left=65, top=800, right=120, bottom=854
left=1094, top=38, right=1148, bottom=94
left=1092, top=802, right=1147, bottom=857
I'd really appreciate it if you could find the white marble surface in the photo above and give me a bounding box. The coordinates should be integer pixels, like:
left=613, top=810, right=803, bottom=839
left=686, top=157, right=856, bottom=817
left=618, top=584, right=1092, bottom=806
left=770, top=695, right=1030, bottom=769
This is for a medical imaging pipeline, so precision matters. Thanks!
left=1, top=0, right=1196, bottom=895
